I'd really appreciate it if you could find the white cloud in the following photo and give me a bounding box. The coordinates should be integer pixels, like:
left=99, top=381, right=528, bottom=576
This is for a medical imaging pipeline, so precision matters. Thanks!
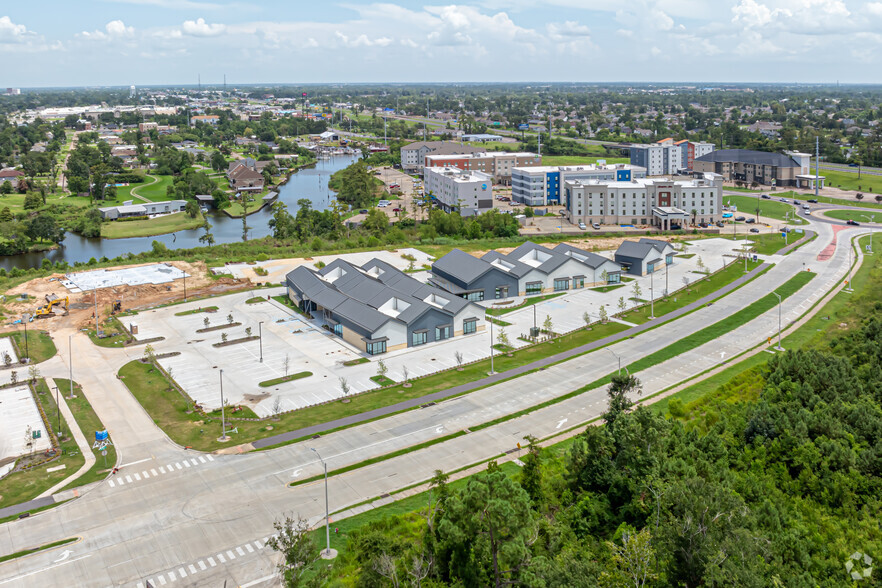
left=869, top=2, right=882, bottom=16
left=0, top=16, right=31, bottom=43
left=547, top=21, right=591, bottom=39
left=181, top=18, right=226, bottom=37
left=106, top=20, right=135, bottom=37
left=107, top=0, right=223, bottom=9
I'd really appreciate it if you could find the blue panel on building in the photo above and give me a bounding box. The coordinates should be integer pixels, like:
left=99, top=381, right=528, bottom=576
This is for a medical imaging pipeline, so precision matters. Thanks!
left=616, top=169, right=632, bottom=181
left=547, top=172, right=560, bottom=203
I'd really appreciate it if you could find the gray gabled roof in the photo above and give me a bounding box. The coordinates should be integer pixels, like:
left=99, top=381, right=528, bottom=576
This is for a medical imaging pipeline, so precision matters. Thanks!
left=553, top=243, right=621, bottom=270
left=481, top=250, right=534, bottom=278
left=694, top=149, right=799, bottom=168
left=638, top=238, right=675, bottom=252
left=432, top=248, right=499, bottom=283
left=615, top=241, right=662, bottom=260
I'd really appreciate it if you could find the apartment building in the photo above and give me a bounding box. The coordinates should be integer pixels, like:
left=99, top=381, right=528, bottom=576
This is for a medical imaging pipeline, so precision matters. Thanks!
left=511, top=164, right=647, bottom=207
left=399, top=141, right=486, bottom=174
left=424, top=152, right=542, bottom=185
left=630, top=139, right=715, bottom=174
left=564, top=172, right=723, bottom=230
left=693, top=149, right=823, bottom=188
left=423, top=167, right=493, bottom=216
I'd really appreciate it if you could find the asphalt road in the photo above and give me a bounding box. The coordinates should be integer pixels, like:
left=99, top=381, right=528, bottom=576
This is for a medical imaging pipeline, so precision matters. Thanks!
left=0, top=219, right=866, bottom=587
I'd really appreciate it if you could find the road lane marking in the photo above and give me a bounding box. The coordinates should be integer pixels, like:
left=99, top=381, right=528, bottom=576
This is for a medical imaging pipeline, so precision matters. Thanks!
left=159, top=467, right=166, bottom=474
left=0, top=554, right=92, bottom=585
left=245, top=543, right=254, bottom=553
left=108, top=479, right=115, bottom=487
left=227, top=550, right=236, bottom=560
left=183, top=461, right=191, bottom=468
left=190, top=459, right=198, bottom=466
left=206, top=455, right=214, bottom=461
left=217, top=553, right=226, bottom=563
left=208, top=557, right=216, bottom=567
left=158, top=574, right=167, bottom=585
left=125, top=475, right=133, bottom=483
left=178, top=567, right=186, bottom=577
left=189, top=564, right=197, bottom=574
left=175, top=463, right=182, bottom=470
left=120, top=457, right=152, bottom=468
left=151, top=469, right=158, bottom=476
left=198, top=560, right=207, bottom=571
left=236, top=547, right=245, bottom=556
left=198, top=456, right=206, bottom=464
left=133, top=473, right=141, bottom=481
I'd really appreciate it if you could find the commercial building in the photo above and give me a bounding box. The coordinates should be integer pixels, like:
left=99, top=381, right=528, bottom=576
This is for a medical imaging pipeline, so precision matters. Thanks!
left=563, top=172, right=723, bottom=230
left=423, top=167, right=493, bottom=216
left=285, top=258, right=485, bottom=355
left=693, top=149, right=824, bottom=189
left=98, top=200, right=187, bottom=220
left=614, top=238, right=676, bottom=276
left=630, top=139, right=715, bottom=175
left=424, top=152, right=542, bottom=185
left=430, top=241, right=622, bottom=301
left=400, top=141, right=486, bottom=174
left=461, top=133, right=504, bottom=142
left=511, top=164, right=646, bottom=207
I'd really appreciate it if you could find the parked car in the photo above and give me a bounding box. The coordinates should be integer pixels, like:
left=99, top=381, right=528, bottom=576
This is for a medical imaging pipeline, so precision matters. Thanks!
left=793, top=200, right=800, bottom=205
left=761, top=194, right=771, bottom=199
left=750, top=227, right=760, bottom=233
left=578, top=222, right=587, bottom=230
left=745, top=218, right=755, bottom=223
left=699, top=222, right=709, bottom=228
left=735, top=216, right=746, bottom=221
left=670, top=223, right=682, bottom=230
left=847, top=219, right=860, bottom=226
left=592, top=223, right=601, bottom=230
left=359, top=209, right=368, bottom=214
left=716, top=221, right=725, bottom=227
left=392, top=207, right=401, bottom=213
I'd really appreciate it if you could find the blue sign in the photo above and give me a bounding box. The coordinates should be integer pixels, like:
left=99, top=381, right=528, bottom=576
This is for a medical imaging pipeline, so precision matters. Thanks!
left=518, top=124, right=529, bottom=130
left=95, top=430, right=109, bottom=442
left=616, top=169, right=631, bottom=182
left=481, top=183, right=488, bottom=190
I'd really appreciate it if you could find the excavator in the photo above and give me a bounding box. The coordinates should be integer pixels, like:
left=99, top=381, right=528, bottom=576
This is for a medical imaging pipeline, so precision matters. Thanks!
left=34, top=293, right=69, bottom=319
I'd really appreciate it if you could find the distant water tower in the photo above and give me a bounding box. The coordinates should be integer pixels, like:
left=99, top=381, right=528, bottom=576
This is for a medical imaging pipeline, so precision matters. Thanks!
left=129, top=85, right=136, bottom=98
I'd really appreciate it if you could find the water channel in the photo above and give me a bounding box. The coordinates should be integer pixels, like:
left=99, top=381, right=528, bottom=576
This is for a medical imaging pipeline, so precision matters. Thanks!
left=0, top=155, right=359, bottom=271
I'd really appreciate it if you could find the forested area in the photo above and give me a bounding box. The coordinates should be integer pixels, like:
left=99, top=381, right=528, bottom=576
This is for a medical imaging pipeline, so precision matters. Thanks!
left=278, top=274, right=882, bottom=587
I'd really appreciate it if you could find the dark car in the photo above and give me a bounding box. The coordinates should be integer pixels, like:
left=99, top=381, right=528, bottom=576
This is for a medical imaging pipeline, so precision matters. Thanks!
left=761, top=194, right=771, bottom=199
left=807, top=199, right=818, bottom=203
left=745, top=218, right=756, bottom=224
left=715, top=221, right=725, bottom=227
left=735, top=216, right=746, bottom=221
left=847, top=219, right=860, bottom=226
left=359, top=209, right=368, bottom=214
left=750, top=227, right=760, bottom=233
left=793, top=200, right=801, bottom=205
left=849, top=163, right=859, bottom=167
left=699, top=222, right=709, bottom=228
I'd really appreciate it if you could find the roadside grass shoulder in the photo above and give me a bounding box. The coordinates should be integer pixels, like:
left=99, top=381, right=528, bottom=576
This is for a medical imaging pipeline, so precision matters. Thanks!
left=723, top=194, right=805, bottom=223
left=0, top=330, right=56, bottom=364
left=0, top=537, right=78, bottom=564
left=824, top=209, right=881, bottom=223
left=54, top=379, right=118, bottom=491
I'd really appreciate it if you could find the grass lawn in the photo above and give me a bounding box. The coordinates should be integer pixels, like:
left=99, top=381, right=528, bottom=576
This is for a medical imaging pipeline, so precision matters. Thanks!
left=486, top=292, right=566, bottom=316
left=824, top=209, right=881, bottom=223
left=259, top=372, right=312, bottom=387
left=818, top=168, right=882, bottom=194
left=590, top=284, right=626, bottom=293
left=617, top=260, right=768, bottom=325
left=651, top=234, right=875, bottom=417
left=731, top=231, right=793, bottom=255
left=775, top=190, right=882, bottom=210
left=224, top=197, right=269, bottom=217
left=85, top=317, right=130, bottom=348
left=541, top=155, right=629, bottom=166
left=101, top=212, right=204, bottom=239
left=0, top=330, right=57, bottom=364
left=174, top=306, right=219, bottom=316
left=54, top=379, right=118, bottom=490
left=131, top=175, right=176, bottom=202
left=723, top=194, right=805, bottom=224
left=246, top=297, right=266, bottom=304
left=0, top=379, right=85, bottom=510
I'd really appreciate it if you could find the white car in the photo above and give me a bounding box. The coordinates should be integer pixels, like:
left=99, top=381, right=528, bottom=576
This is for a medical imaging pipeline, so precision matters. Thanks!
left=377, top=200, right=390, bottom=207
left=578, top=222, right=587, bottom=230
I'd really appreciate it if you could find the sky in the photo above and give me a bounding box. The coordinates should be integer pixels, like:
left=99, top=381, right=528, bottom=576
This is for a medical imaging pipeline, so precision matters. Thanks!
left=2, top=0, right=881, bottom=87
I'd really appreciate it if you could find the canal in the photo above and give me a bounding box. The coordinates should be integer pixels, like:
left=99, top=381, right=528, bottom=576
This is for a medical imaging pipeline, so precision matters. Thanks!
left=0, top=155, right=358, bottom=271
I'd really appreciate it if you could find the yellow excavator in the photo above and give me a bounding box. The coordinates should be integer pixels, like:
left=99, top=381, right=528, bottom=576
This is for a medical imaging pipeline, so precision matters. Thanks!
left=34, top=294, right=69, bottom=319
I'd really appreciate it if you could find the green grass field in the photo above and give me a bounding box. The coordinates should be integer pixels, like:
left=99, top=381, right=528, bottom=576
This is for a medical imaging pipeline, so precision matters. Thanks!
left=819, top=168, right=882, bottom=194
left=0, top=330, right=57, bottom=364
left=823, top=209, right=881, bottom=223
left=723, top=194, right=804, bottom=223
left=54, top=378, right=118, bottom=490
left=101, top=212, right=204, bottom=239
left=130, top=175, right=175, bottom=202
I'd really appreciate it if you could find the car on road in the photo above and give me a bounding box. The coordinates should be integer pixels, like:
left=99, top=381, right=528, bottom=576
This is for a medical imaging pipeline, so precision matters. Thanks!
left=392, top=207, right=401, bottom=213
left=735, top=216, right=746, bottom=221
left=750, top=227, right=760, bottom=233
left=849, top=163, right=859, bottom=167
left=359, top=209, right=368, bottom=214
left=389, top=183, right=400, bottom=189
left=716, top=221, right=725, bottom=227
left=779, top=197, right=789, bottom=202
left=847, top=219, right=860, bottom=226
left=592, top=223, right=601, bottom=230
left=745, top=218, right=756, bottom=223
left=699, top=222, right=709, bottom=228
left=761, top=194, right=771, bottom=199
left=578, top=222, right=587, bottom=230
left=793, top=200, right=800, bottom=205
left=807, top=199, right=818, bottom=203
left=377, top=200, right=390, bottom=207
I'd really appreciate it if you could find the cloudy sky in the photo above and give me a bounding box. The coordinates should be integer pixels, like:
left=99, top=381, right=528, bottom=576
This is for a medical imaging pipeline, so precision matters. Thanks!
left=1, top=0, right=879, bottom=87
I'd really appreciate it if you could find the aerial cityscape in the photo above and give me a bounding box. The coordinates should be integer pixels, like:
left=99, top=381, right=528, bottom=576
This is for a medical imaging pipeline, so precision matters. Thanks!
left=0, top=2, right=881, bottom=587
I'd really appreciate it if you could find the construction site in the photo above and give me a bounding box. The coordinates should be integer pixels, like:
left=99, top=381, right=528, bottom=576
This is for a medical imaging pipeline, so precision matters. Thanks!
left=1, top=261, right=251, bottom=335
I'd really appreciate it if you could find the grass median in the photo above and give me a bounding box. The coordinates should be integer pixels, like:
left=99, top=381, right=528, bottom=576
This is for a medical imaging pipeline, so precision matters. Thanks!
left=0, top=330, right=57, bottom=364
left=0, top=537, right=78, bottom=564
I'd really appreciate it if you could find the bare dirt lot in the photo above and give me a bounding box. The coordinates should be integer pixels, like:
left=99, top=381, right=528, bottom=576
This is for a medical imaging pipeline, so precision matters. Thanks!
left=3, top=261, right=250, bottom=333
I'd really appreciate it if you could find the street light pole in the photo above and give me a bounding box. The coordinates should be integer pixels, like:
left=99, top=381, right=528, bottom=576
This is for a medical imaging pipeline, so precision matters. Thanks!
left=54, top=384, right=61, bottom=438
left=772, top=292, right=783, bottom=351
left=607, top=348, right=622, bottom=374
left=219, top=369, right=228, bottom=441
left=22, top=314, right=29, bottom=362
left=68, top=334, right=73, bottom=399
left=861, top=216, right=875, bottom=253
left=846, top=236, right=854, bottom=292
left=311, top=448, right=332, bottom=558
left=258, top=321, right=264, bottom=363
left=649, top=269, right=655, bottom=319
left=489, top=317, right=495, bottom=375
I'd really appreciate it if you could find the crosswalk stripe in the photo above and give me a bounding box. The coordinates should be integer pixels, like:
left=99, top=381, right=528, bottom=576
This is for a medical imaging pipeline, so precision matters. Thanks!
left=217, top=553, right=226, bottom=563
left=198, top=456, right=207, bottom=464
left=253, top=540, right=263, bottom=549
left=227, top=550, right=236, bottom=560
left=183, top=461, right=191, bottom=468
left=175, top=463, right=182, bottom=470
left=198, top=560, right=207, bottom=571
left=190, top=458, right=199, bottom=466
left=206, top=455, right=214, bottom=461
left=134, top=473, right=141, bottom=481
left=208, top=557, right=216, bottom=567
left=236, top=547, right=245, bottom=556
left=159, top=466, right=166, bottom=474
left=167, top=570, right=176, bottom=581
left=142, top=471, right=149, bottom=479
left=151, top=468, right=158, bottom=476
left=117, top=477, right=125, bottom=486
left=108, top=479, right=115, bottom=487
left=137, top=583, right=144, bottom=588
left=125, top=475, right=133, bottom=483
left=178, top=567, right=187, bottom=578
left=188, top=564, right=197, bottom=574
left=245, top=544, right=254, bottom=553
left=158, top=574, right=167, bottom=585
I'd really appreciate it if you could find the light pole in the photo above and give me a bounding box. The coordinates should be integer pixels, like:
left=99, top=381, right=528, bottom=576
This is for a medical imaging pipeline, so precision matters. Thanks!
left=53, top=384, right=61, bottom=438
left=861, top=215, right=875, bottom=253
left=258, top=321, right=264, bottom=362
left=68, top=334, right=73, bottom=399
left=772, top=292, right=783, bottom=351
left=489, top=317, right=495, bottom=375
left=219, top=369, right=229, bottom=441
left=21, top=314, right=29, bottom=362
left=183, top=268, right=187, bottom=302
left=649, top=269, right=655, bottom=319
left=846, top=235, right=854, bottom=292
left=607, top=348, right=622, bottom=374
left=311, top=448, right=333, bottom=559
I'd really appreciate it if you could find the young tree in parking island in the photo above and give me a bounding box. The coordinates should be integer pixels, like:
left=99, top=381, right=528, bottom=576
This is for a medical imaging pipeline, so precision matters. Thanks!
left=631, top=281, right=642, bottom=304
left=543, top=314, right=554, bottom=339
left=267, top=514, right=325, bottom=588
left=617, top=296, right=627, bottom=316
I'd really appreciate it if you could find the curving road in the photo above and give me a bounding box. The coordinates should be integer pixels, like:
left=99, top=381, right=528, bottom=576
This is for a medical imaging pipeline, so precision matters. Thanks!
left=0, top=217, right=873, bottom=587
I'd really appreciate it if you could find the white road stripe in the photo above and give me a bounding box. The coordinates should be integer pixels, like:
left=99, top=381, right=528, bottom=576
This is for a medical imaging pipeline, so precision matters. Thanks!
left=206, top=455, right=214, bottom=461
left=168, top=570, right=176, bottom=581
left=117, top=477, right=124, bottom=485
left=245, top=544, right=254, bottom=553
left=159, top=466, right=166, bottom=474
left=253, top=540, right=263, bottom=549
left=158, top=574, right=167, bottom=585
left=178, top=567, right=187, bottom=578
left=217, top=553, right=226, bottom=563
left=133, top=473, right=141, bottom=481
left=183, top=461, right=191, bottom=468
left=108, top=479, right=115, bottom=487
left=151, top=468, right=158, bottom=476
left=198, top=560, right=207, bottom=571
left=198, top=456, right=207, bottom=464
left=175, top=463, right=182, bottom=470
left=125, top=475, right=133, bottom=483
left=208, top=557, right=216, bottom=567
left=227, top=550, right=236, bottom=560
left=236, top=547, right=245, bottom=556
left=190, top=458, right=199, bottom=466
left=189, top=564, right=197, bottom=574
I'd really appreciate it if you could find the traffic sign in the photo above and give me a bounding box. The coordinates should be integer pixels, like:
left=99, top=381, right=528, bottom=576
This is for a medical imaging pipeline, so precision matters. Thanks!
left=101, top=450, right=107, bottom=456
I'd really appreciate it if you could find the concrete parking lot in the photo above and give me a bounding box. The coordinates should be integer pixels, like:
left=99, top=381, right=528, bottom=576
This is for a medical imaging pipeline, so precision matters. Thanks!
left=132, top=238, right=765, bottom=415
